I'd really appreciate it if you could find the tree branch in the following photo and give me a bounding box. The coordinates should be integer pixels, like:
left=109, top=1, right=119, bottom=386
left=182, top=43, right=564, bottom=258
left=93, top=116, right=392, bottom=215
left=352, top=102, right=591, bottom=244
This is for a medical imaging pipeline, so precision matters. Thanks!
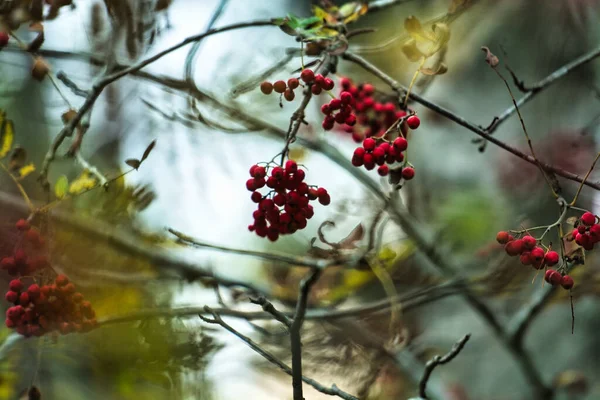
left=199, top=306, right=359, bottom=400
left=418, top=334, right=471, bottom=400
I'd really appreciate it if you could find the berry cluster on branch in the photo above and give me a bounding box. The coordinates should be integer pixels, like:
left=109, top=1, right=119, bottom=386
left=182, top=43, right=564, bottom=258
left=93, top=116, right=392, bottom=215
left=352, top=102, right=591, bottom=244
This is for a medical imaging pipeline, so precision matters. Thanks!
left=3, top=219, right=97, bottom=337
left=260, top=68, right=334, bottom=103
left=246, top=160, right=330, bottom=242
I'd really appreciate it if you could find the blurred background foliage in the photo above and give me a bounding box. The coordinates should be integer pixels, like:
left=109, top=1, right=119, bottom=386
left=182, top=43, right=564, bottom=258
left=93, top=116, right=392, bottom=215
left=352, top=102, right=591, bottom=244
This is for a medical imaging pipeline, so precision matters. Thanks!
left=0, top=0, right=600, bottom=399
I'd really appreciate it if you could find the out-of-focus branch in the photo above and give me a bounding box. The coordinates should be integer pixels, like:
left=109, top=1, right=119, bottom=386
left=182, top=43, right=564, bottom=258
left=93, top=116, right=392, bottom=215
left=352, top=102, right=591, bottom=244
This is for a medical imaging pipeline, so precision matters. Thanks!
left=38, top=19, right=276, bottom=187
left=168, top=228, right=355, bottom=269
left=417, top=334, right=471, bottom=400
left=199, top=306, right=359, bottom=400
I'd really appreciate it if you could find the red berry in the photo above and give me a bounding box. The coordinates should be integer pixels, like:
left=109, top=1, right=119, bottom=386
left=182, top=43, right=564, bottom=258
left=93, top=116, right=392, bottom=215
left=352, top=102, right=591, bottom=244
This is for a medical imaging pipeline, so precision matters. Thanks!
left=9, top=280, right=22, bottom=292
left=284, top=89, right=295, bottom=101
left=561, top=275, right=574, bottom=290
left=287, top=78, right=299, bottom=90
left=378, top=165, right=389, bottom=176
left=285, top=160, right=298, bottom=173
left=393, top=137, right=408, bottom=151
left=340, top=91, right=353, bottom=105
left=311, top=85, right=322, bottom=95
left=0, top=257, right=15, bottom=270
left=362, top=83, right=374, bottom=95
left=522, top=235, right=537, bottom=250
left=25, top=228, right=40, bottom=244
left=329, top=99, right=342, bottom=110
left=505, top=239, right=524, bottom=256
left=15, top=219, right=29, bottom=231
left=253, top=166, right=266, bottom=179
left=544, top=269, right=562, bottom=285
left=519, top=252, right=532, bottom=265
left=273, top=80, right=287, bottom=93
left=251, top=191, right=262, bottom=203
left=401, top=167, right=415, bottom=180
left=55, top=274, right=69, bottom=287
left=246, top=179, right=257, bottom=191
left=5, top=291, right=18, bottom=303
left=345, top=115, right=357, bottom=126
left=27, top=284, right=40, bottom=298
left=19, top=292, right=29, bottom=306
left=260, top=82, right=273, bottom=95
left=321, top=104, right=331, bottom=115
left=544, top=251, right=560, bottom=266
left=363, top=138, right=376, bottom=151
left=5, top=318, right=14, bottom=328
left=300, top=69, right=315, bottom=83
left=581, top=212, right=595, bottom=226
left=14, top=249, right=27, bottom=265
left=0, top=32, right=9, bottom=47
left=590, top=224, right=600, bottom=241
left=496, top=231, right=510, bottom=244
left=318, top=193, right=331, bottom=206
left=314, top=74, right=325, bottom=87
left=530, top=247, right=545, bottom=262
left=406, top=115, right=420, bottom=129
left=323, top=78, right=335, bottom=91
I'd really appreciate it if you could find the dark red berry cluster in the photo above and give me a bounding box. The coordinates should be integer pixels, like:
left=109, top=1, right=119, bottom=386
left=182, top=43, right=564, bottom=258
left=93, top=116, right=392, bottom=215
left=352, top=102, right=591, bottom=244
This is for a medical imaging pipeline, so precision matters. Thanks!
left=570, top=211, right=600, bottom=250
left=496, top=231, right=559, bottom=269
left=260, top=68, right=334, bottom=103
left=246, top=160, right=330, bottom=241
left=330, top=77, right=421, bottom=143
left=5, top=274, right=97, bottom=337
left=321, top=91, right=357, bottom=131
left=351, top=137, right=415, bottom=179
left=3, top=219, right=97, bottom=337
left=1, top=219, right=48, bottom=276
left=0, top=31, right=9, bottom=48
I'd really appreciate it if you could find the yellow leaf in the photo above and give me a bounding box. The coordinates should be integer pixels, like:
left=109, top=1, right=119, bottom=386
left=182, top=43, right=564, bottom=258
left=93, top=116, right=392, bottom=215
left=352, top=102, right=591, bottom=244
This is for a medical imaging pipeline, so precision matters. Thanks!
left=0, top=119, right=14, bottom=158
left=402, top=39, right=424, bottom=62
left=405, top=16, right=435, bottom=42
left=340, top=2, right=369, bottom=24
left=18, top=163, right=35, bottom=178
left=424, top=23, right=451, bottom=56
left=69, top=170, right=97, bottom=194
left=288, top=147, right=307, bottom=163
left=312, top=5, right=337, bottom=24
left=420, top=63, right=448, bottom=75
left=55, top=175, right=69, bottom=199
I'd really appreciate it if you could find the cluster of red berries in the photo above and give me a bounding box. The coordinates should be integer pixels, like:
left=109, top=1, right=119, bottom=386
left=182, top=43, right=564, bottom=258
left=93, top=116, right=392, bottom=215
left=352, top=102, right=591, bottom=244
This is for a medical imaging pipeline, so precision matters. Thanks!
left=1, top=219, right=48, bottom=276
left=351, top=137, right=415, bottom=178
left=0, top=32, right=8, bottom=48
left=496, top=230, right=573, bottom=290
left=246, top=160, right=330, bottom=241
left=570, top=211, right=600, bottom=250
left=321, top=91, right=357, bottom=131
left=3, top=219, right=97, bottom=337
left=496, top=231, right=559, bottom=269
left=260, top=68, right=334, bottom=102
left=332, top=78, right=421, bottom=143
left=544, top=269, right=574, bottom=290
left=5, top=274, right=97, bottom=337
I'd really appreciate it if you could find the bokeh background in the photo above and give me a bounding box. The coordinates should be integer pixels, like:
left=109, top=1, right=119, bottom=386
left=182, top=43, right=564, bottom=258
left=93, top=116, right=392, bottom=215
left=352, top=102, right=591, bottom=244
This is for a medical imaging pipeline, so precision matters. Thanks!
left=1, top=0, right=600, bottom=399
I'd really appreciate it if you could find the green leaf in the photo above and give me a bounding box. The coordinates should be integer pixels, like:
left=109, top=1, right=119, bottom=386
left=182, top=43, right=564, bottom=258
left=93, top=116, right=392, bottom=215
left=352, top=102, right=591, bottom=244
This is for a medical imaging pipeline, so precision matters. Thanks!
left=286, top=13, right=301, bottom=29
left=297, top=16, right=322, bottom=28
left=55, top=175, right=69, bottom=199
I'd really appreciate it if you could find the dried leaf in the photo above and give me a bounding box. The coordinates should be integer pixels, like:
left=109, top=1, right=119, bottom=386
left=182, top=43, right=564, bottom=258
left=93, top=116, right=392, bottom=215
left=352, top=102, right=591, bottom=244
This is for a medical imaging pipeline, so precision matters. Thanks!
left=18, top=163, right=35, bottom=178
left=140, top=140, right=156, bottom=162
left=9, top=147, right=26, bottom=171
left=402, top=39, right=424, bottom=62
left=61, top=109, right=77, bottom=124
left=425, top=23, right=450, bottom=56
left=420, top=63, right=448, bottom=75
left=449, top=0, right=472, bottom=14
left=481, top=46, right=499, bottom=68
left=340, top=2, right=368, bottom=24
left=27, top=30, right=45, bottom=53
left=31, top=57, right=50, bottom=81
left=338, top=223, right=364, bottom=249
left=0, top=119, right=14, bottom=158
left=126, top=159, right=141, bottom=170
left=54, top=175, right=69, bottom=199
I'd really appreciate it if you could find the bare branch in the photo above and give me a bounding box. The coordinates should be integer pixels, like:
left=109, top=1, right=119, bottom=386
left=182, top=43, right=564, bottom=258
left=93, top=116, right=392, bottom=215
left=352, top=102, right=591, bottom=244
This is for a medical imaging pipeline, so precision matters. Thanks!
left=199, top=306, right=359, bottom=400
left=419, top=334, right=471, bottom=399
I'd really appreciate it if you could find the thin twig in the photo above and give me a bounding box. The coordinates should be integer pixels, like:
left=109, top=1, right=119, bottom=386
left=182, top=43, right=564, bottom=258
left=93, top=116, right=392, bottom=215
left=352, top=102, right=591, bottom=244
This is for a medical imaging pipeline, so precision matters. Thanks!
left=571, top=152, right=600, bottom=205
left=168, top=228, right=350, bottom=269
left=56, top=71, right=89, bottom=97
left=199, top=306, right=359, bottom=400
left=418, top=334, right=471, bottom=399
left=250, top=296, right=292, bottom=328
left=342, top=51, right=600, bottom=191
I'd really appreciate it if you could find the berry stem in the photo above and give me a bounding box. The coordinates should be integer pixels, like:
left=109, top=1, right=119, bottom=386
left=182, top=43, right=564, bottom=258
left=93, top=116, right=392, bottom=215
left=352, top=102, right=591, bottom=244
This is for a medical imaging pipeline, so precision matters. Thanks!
left=538, top=198, right=568, bottom=242
left=403, top=57, right=425, bottom=107
left=570, top=151, right=600, bottom=206
left=0, top=162, right=34, bottom=212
